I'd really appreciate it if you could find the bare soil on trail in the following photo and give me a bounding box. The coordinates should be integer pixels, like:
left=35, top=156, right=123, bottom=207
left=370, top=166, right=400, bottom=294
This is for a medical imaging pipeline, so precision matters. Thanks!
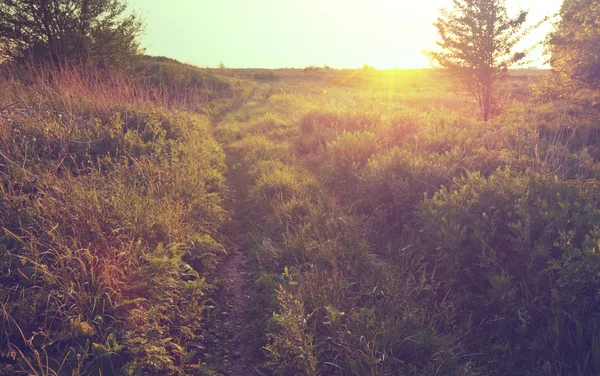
left=214, top=88, right=264, bottom=375
left=220, top=247, right=256, bottom=376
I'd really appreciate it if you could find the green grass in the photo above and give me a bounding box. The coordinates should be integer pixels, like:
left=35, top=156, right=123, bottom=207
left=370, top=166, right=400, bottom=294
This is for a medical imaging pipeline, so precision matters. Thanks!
left=0, top=62, right=245, bottom=375
left=2, top=63, right=597, bottom=376
left=215, top=67, right=600, bottom=376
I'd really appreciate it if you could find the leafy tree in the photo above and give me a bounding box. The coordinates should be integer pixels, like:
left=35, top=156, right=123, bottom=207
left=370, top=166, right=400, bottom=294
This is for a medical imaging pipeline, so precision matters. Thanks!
left=426, top=0, right=541, bottom=121
left=0, top=0, right=144, bottom=66
left=548, top=0, right=600, bottom=90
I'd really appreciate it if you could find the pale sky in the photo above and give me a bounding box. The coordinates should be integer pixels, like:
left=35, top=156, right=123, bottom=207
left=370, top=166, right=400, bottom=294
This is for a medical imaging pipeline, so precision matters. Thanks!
left=127, top=0, right=563, bottom=69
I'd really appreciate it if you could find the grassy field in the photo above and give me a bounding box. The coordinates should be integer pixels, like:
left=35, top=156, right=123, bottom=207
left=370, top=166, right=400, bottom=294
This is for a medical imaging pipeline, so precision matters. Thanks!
left=4, top=64, right=600, bottom=376
left=215, top=67, right=600, bottom=376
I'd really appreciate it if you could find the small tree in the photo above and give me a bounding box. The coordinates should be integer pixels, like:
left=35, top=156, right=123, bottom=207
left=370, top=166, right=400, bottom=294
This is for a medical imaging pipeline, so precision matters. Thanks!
left=426, top=0, right=541, bottom=121
left=548, top=0, right=600, bottom=90
left=0, top=0, right=144, bottom=66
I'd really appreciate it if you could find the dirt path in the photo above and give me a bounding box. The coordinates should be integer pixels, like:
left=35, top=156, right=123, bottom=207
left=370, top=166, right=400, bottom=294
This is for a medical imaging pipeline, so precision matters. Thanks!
left=217, top=163, right=259, bottom=374
left=212, top=84, right=268, bottom=375
left=220, top=246, right=255, bottom=375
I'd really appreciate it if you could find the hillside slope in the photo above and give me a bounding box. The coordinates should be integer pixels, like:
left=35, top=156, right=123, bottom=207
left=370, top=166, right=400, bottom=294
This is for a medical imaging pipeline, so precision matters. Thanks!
left=0, top=62, right=254, bottom=375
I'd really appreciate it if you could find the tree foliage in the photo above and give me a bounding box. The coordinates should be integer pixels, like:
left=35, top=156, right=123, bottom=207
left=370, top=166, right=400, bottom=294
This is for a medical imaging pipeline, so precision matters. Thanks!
left=549, top=0, right=600, bottom=90
left=426, top=0, right=539, bottom=120
left=0, top=0, right=143, bottom=66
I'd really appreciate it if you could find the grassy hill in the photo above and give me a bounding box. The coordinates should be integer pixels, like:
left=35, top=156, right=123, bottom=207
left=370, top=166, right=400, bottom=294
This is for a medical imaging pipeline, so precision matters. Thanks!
left=2, top=63, right=599, bottom=376
left=0, top=59, right=253, bottom=375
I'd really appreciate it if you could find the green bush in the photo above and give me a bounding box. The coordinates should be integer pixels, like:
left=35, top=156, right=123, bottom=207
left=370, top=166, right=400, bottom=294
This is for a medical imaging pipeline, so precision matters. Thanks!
left=419, top=168, right=600, bottom=373
left=321, top=131, right=378, bottom=191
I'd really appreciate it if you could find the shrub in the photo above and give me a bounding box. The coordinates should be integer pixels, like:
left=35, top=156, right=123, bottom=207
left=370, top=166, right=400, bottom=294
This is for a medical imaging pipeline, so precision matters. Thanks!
left=321, top=131, right=378, bottom=191
left=419, top=168, right=600, bottom=373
